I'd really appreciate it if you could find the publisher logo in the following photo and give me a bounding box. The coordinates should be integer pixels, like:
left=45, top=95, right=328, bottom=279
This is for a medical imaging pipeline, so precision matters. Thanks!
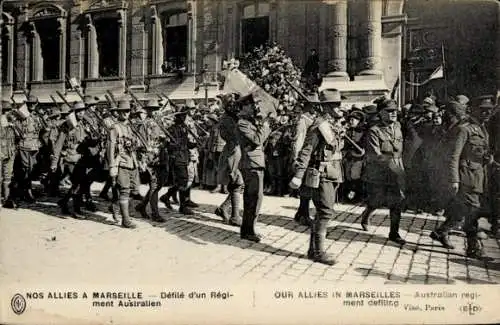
left=460, top=302, right=482, bottom=316
left=11, top=294, right=26, bottom=315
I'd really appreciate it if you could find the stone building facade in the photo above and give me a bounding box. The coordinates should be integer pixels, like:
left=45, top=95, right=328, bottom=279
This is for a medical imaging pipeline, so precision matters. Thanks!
left=1, top=0, right=498, bottom=105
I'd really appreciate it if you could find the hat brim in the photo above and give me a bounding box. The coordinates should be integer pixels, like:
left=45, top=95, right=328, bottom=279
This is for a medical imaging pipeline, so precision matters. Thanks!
left=145, top=106, right=161, bottom=110
left=479, top=104, right=495, bottom=109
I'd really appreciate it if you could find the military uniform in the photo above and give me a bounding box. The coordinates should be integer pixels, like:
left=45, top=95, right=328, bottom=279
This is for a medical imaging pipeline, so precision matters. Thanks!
left=13, top=103, right=40, bottom=202
left=432, top=99, right=493, bottom=258
left=215, top=110, right=243, bottom=226
left=290, top=89, right=345, bottom=265
left=488, top=108, right=500, bottom=235
left=237, top=96, right=272, bottom=242
left=342, top=109, right=365, bottom=202
left=107, top=100, right=139, bottom=228
left=133, top=100, right=168, bottom=222
left=292, top=111, right=316, bottom=226
left=52, top=102, right=90, bottom=216
left=166, top=108, right=198, bottom=214
left=359, top=99, right=406, bottom=245
left=1, top=101, right=17, bottom=209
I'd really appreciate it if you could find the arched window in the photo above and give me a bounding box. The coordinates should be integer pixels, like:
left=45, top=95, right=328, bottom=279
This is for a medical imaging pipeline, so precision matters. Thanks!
left=241, top=1, right=270, bottom=54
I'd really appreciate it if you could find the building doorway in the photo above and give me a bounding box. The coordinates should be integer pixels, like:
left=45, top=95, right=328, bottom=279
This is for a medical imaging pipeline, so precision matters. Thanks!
left=240, top=2, right=270, bottom=54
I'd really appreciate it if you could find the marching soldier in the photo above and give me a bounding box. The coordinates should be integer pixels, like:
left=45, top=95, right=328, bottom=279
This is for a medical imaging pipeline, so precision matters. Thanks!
left=166, top=106, right=198, bottom=215
left=488, top=100, right=500, bottom=236
left=289, top=89, right=345, bottom=265
left=134, top=99, right=168, bottom=222
left=431, top=98, right=495, bottom=259
left=1, top=100, right=18, bottom=209
left=342, top=108, right=366, bottom=202
left=184, top=101, right=200, bottom=207
left=238, top=93, right=272, bottom=242
left=107, top=100, right=139, bottom=228
left=52, top=101, right=89, bottom=216
left=13, top=101, right=40, bottom=203
left=215, top=94, right=243, bottom=226
left=291, top=93, right=319, bottom=226
left=359, top=99, right=406, bottom=245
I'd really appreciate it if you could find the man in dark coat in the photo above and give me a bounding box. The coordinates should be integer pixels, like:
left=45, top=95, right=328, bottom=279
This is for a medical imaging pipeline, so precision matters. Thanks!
left=359, top=99, right=406, bottom=245
left=237, top=94, right=271, bottom=242
left=215, top=95, right=243, bottom=226
left=430, top=98, right=494, bottom=259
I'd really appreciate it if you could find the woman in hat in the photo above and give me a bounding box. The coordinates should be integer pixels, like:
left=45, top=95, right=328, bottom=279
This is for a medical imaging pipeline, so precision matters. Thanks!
left=1, top=101, right=18, bottom=209
left=107, top=100, right=139, bottom=228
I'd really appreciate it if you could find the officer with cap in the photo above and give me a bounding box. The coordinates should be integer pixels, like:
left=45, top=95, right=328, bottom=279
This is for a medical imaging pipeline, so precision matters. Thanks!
left=134, top=99, right=168, bottom=222
left=52, top=101, right=89, bottom=216
left=289, top=88, right=345, bottom=265
left=431, top=97, right=494, bottom=259
left=237, top=92, right=272, bottom=242
left=343, top=107, right=366, bottom=201
left=359, top=99, right=406, bottom=245
left=1, top=100, right=17, bottom=209
left=13, top=101, right=40, bottom=203
left=107, top=99, right=139, bottom=228
left=292, top=92, right=320, bottom=226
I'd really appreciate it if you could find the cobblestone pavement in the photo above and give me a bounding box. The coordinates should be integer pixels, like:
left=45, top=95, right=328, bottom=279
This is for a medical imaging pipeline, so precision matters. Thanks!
left=1, top=184, right=499, bottom=286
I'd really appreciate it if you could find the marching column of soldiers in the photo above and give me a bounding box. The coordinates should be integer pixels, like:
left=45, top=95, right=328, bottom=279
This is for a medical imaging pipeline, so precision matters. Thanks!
left=0, top=88, right=499, bottom=264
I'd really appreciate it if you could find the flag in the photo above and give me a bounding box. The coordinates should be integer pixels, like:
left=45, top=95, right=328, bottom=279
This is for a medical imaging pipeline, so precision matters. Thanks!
left=223, top=68, right=278, bottom=118
left=429, top=65, right=444, bottom=80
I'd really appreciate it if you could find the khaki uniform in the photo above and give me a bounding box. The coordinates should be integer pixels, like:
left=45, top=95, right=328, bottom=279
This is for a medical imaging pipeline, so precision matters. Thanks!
left=0, top=114, right=16, bottom=205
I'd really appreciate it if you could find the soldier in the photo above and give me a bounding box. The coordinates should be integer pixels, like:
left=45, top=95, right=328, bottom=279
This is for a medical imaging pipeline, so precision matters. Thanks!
left=342, top=108, right=366, bottom=202
left=237, top=93, right=272, bottom=242
left=167, top=106, right=198, bottom=215
left=215, top=94, right=243, bottom=226
left=13, top=101, right=40, bottom=203
left=134, top=99, right=168, bottom=222
left=1, top=100, right=17, bottom=209
left=184, top=101, right=200, bottom=207
left=99, top=102, right=118, bottom=201
left=291, top=93, right=319, bottom=226
left=204, top=114, right=226, bottom=192
left=431, top=98, right=494, bottom=259
left=46, top=103, right=72, bottom=196
left=107, top=100, right=139, bottom=228
left=289, top=89, right=345, bottom=265
left=359, top=99, right=406, bottom=245
left=52, top=101, right=89, bottom=216
left=488, top=100, right=500, bottom=236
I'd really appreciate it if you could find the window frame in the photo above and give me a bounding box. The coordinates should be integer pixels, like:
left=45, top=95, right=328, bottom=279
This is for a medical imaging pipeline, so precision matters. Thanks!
left=239, top=0, right=271, bottom=55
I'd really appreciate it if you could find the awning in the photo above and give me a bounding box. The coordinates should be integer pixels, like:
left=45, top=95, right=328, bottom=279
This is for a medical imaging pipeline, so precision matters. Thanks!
left=319, top=77, right=389, bottom=107
left=36, top=92, right=81, bottom=104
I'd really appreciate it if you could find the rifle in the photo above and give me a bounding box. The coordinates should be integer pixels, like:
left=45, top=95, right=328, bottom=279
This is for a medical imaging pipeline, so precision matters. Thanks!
left=285, top=79, right=364, bottom=155
left=126, top=87, right=179, bottom=145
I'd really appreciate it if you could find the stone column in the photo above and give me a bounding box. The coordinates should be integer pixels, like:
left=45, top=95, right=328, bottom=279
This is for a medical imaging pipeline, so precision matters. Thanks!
left=4, top=24, right=14, bottom=85
left=129, top=4, right=146, bottom=84
left=117, top=9, right=127, bottom=78
left=358, top=0, right=383, bottom=76
left=69, top=4, right=83, bottom=81
left=85, top=14, right=99, bottom=79
left=150, top=6, right=164, bottom=75
left=57, top=17, right=66, bottom=80
left=326, top=0, right=348, bottom=79
left=15, top=6, right=29, bottom=89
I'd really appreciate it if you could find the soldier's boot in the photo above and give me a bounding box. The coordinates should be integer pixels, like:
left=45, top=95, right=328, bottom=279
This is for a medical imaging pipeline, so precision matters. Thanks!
left=311, top=219, right=335, bottom=265
left=135, top=189, right=151, bottom=219
left=120, top=201, right=137, bottom=229
left=215, top=194, right=231, bottom=223
left=99, top=180, right=112, bottom=201
left=185, top=189, right=199, bottom=208
left=179, top=191, right=194, bottom=215
left=2, top=182, right=17, bottom=209
left=84, top=195, right=98, bottom=212
left=306, top=230, right=315, bottom=260
left=150, top=190, right=167, bottom=222
left=220, top=185, right=228, bottom=194
left=465, top=234, right=486, bottom=259
left=360, top=207, right=375, bottom=231
left=110, top=203, right=120, bottom=224
left=430, top=230, right=455, bottom=249
left=240, top=212, right=261, bottom=242
left=294, top=198, right=312, bottom=227
left=72, top=195, right=86, bottom=219
left=58, top=193, right=71, bottom=215
left=229, top=190, right=242, bottom=226
left=24, top=187, right=36, bottom=203
left=160, top=187, right=176, bottom=206
left=388, top=209, right=406, bottom=245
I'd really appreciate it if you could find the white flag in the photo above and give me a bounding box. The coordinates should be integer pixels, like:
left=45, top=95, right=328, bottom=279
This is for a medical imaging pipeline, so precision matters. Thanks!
left=429, top=65, right=444, bottom=80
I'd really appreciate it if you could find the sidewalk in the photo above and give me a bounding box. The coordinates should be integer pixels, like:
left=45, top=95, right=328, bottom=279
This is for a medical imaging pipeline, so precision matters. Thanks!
left=1, top=184, right=499, bottom=286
